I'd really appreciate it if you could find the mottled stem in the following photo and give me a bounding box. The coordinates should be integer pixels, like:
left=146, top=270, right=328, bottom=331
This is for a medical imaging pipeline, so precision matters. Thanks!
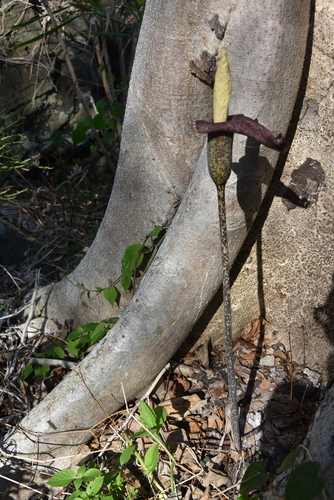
left=208, top=132, right=241, bottom=451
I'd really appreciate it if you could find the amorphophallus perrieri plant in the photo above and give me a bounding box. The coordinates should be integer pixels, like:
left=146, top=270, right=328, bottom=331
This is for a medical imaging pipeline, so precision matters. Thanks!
left=196, top=50, right=289, bottom=451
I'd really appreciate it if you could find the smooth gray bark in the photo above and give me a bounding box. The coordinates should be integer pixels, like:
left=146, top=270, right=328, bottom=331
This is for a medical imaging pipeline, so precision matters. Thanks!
left=0, top=0, right=310, bottom=498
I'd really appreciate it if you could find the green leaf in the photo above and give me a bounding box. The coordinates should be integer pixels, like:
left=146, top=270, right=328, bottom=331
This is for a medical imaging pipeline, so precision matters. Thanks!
left=52, top=346, right=65, bottom=359
left=285, top=462, right=324, bottom=500
left=10, top=15, right=81, bottom=52
left=276, top=448, right=301, bottom=475
left=96, top=98, right=108, bottom=113
left=72, top=124, right=87, bottom=144
left=81, top=115, right=94, bottom=131
left=86, top=475, right=104, bottom=496
left=121, top=266, right=134, bottom=278
left=120, top=274, right=132, bottom=291
left=146, top=226, right=163, bottom=237
left=10, top=5, right=69, bottom=29
left=239, top=461, right=269, bottom=495
left=98, top=63, right=105, bottom=73
left=103, top=469, right=124, bottom=486
left=170, top=459, right=175, bottom=491
left=67, top=339, right=82, bottom=358
left=73, top=478, right=83, bottom=489
left=68, top=491, right=89, bottom=500
left=89, top=321, right=108, bottom=345
left=110, top=101, right=125, bottom=117
left=68, top=2, right=94, bottom=13
left=144, top=444, right=159, bottom=475
left=139, top=400, right=158, bottom=429
left=10, top=14, right=47, bottom=30
left=107, top=118, right=117, bottom=130
left=153, top=406, right=168, bottom=430
left=50, top=130, right=66, bottom=146
left=121, top=244, right=143, bottom=276
left=120, top=445, right=136, bottom=465
left=84, top=467, right=102, bottom=480
left=131, top=427, right=149, bottom=440
left=76, top=465, right=87, bottom=478
left=22, top=363, right=33, bottom=380
left=34, top=364, right=51, bottom=379
left=82, top=323, right=99, bottom=332
left=66, top=329, right=81, bottom=341
left=47, top=469, right=76, bottom=487
left=102, top=130, right=114, bottom=145
left=93, top=113, right=108, bottom=130
left=103, top=286, right=118, bottom=307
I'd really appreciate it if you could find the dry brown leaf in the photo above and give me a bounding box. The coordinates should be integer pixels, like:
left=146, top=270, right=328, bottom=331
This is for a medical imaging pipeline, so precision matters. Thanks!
left=233, top=338, right=256, bottom=353
left=159, top=397, right=191, bottom=418
left=173, top=375, right=192, bottom=393
left=273, top=350, right=288, bottom=360
left=199, top=486, right=211, bottom=500
left=243, top=316, right=263, bottom=339
left=237, top=352, right=260, bottom=361
left=194, top=341, right=210, bottom=366
left=163, top=427, right=187, bottom=452
left=211, top=387, right=228, bottom=399
left=274, top=357, right=285, bottom=369
left=259, top=377, right=277, bottom=390
left=159, top=394, right=202, bottom=418
left=202, top=469, right=231, bottom=488
left=207, top=411, right=224, bottom=429
left=175, top=444, right=202, bottom=473
left=188, top=418, right=202, bottom=434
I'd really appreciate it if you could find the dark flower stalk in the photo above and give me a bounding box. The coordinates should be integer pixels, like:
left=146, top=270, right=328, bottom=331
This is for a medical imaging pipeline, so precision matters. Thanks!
left=197, top=50, right=289, bottom=453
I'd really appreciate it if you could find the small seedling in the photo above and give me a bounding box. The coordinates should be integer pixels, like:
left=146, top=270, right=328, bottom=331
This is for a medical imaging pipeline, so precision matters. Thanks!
left=47, top=400, right=173, bottom=499
left=75, top=225, right=165, bottom=307
left=238, top=447, right=325, bottom=500
left=21, top=318, right=118, bottom=384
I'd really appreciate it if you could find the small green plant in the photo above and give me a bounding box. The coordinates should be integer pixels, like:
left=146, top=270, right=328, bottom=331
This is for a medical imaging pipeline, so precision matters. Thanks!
left=22, top=227, right=164, bottom=383
left=65, top=318, right=118, bottom=359
left=238, top=448, right=325, bottom=500
left=47, top=400, right=173, bottom=499
left=47, top=462, right=133, bottom=499
left=21, top=360, right=51, bottom=381
left=0, top=113, right=40, bottom=198
left=76, top=225, right=165, bottom=307
left=21, top=318, right=118, bottom=383
left=51, top=97, right=125, bottom=152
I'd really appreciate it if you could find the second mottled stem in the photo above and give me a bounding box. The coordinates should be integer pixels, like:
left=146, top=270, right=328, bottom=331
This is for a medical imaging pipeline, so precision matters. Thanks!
left=208, top=132, right=241, bottom=451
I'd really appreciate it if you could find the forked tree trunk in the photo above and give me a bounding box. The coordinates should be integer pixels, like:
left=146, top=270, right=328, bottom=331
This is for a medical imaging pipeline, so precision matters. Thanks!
left=0, top=1, right=310, bottom=498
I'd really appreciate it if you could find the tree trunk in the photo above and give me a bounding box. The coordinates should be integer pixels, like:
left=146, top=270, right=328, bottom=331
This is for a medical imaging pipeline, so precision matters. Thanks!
left=0, top=0, right=310, bottom=497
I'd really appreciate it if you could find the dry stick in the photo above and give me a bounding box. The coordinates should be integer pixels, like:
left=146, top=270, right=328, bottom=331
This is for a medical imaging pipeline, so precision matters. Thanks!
left=207, top=132, right=241, bottom=451
left=29, top=357, right=78, bottom=369
left=42, top=0, right=116, bottom=175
